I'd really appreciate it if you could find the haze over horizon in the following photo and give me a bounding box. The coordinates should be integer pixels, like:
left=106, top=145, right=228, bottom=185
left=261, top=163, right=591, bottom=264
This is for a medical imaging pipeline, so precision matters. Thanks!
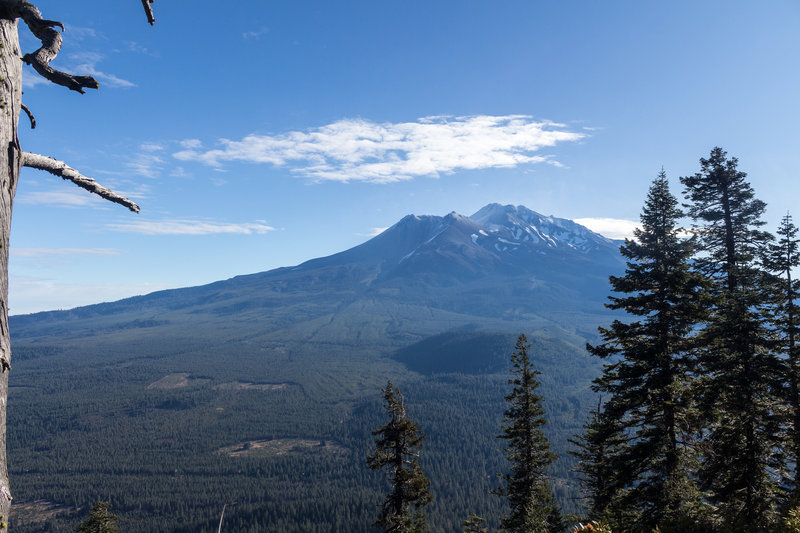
left=10, top=1, right=800, bottom=314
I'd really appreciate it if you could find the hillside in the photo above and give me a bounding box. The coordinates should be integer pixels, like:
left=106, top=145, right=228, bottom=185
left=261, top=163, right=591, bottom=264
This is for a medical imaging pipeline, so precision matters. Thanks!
left=7, top=204, right=625, bottom=532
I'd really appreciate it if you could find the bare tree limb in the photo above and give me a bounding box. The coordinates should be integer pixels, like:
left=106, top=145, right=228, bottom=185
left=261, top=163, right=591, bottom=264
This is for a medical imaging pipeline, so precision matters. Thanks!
left=22, top=152, right=140, bottom=213
left=16, top=1, right=99, bottom=93
left=20, top=102, right=35, bottom=129
left=141, top=0, right=155, bottom=25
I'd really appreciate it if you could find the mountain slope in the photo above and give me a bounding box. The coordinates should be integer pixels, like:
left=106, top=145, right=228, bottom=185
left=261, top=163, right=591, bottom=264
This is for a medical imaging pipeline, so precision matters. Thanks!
left=11, top=204, right=624, bottom=344
left=7, top=204, right=626, bottom=532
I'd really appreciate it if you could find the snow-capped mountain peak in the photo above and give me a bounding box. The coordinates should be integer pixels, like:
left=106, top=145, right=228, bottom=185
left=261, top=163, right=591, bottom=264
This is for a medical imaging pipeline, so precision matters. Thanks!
left=469, top=203, right=616, bottom=254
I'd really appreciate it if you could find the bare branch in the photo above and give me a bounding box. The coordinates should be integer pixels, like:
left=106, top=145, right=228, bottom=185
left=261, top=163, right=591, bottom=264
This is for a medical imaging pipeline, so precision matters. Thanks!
left=17, top=1, right=99, bottom=93
left=20, top=103, right=35, bottom=129
left=22, top=152, right=140, bottom=213
left=141, top=0, right=155, bottom=25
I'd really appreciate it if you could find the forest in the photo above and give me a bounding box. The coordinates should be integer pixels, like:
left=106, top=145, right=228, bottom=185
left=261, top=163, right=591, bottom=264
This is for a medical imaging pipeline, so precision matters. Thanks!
left=8, top=146, right=800, bottom=533
left=361, top=147, right=800, bottom=533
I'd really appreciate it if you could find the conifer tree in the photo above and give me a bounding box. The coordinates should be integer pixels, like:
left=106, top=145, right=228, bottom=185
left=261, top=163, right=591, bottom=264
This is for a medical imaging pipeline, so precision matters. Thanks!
left=76, top=501, right=119, bottom=533
left=681, top=147, right=781, bottom=530
left=764, top=213, right=800, bottom=502
left=569, top=399, right=629, bottom=525
left=462, top=514, right=488, bottom=533
left=585, top=171, right=707, bottom=530
left=497, top=334, right=560, bottom=533
left=368, top=381, right=433, bottom=533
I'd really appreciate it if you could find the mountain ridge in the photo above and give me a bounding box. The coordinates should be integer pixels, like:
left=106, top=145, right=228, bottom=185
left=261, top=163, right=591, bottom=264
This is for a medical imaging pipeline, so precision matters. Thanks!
left=10, top=204, right=625, bottom=347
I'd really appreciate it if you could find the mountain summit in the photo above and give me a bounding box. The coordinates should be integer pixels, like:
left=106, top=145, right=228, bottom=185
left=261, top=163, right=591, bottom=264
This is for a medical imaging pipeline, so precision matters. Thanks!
left=294, top=203, right=622, bottom=283
left=470, top=203, right=617, bottom=254
left=11, top=204, right=625, bottom=345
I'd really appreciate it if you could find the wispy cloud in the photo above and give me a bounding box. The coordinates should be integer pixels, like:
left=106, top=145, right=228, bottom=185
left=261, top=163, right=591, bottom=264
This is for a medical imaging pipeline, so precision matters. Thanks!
left=13, top=248, right=122, bottom=259
left=107, top=219, right=275, bottom=236
left=18, top=189, right=105, bottom=208
left=140, top=142, right=165, bottom=152
left=174, top=115, right=585, bottom=183
left=366, top=227, right=388, bottom=237
left=63, top=25, right=97, bottom=41
left=128, top=152, right=164, bottom=178
left=574, top=217, right=639, bottom=240
left=180, top=139, right=203, bottom=149
left=68, top=51, right=135, bottom=88
left=243, top=26, right=269, bottom=39
left=22, top=68, right=50, bottom=89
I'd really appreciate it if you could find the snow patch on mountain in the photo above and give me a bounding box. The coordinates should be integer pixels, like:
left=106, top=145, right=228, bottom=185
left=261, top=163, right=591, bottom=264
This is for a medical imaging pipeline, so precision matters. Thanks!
left=470, top=203, right=617, bottom=254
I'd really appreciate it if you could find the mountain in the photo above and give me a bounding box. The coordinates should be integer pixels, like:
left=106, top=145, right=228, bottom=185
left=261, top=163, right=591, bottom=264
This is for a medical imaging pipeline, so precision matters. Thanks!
left=11, top=203, right=624, bottom=342
left=7, top=204, right=626, bottom=532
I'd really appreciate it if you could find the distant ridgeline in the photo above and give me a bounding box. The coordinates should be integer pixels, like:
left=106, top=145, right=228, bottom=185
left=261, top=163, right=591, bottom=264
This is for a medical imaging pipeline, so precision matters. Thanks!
left=8, top=204, right=623, bottom=532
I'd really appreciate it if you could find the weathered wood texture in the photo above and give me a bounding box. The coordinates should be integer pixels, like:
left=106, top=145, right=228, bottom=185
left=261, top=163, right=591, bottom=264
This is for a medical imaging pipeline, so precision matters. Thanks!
left=0, top=10, right=23, bottom=527
left=22, top=153, right=140, bottom=212
left=0, top=1, right=149, bottom=527
left=17, top=1, right=98, bottom=93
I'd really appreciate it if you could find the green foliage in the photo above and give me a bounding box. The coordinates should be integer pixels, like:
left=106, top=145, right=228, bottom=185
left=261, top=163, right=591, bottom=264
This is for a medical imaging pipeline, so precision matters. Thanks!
left=367, top=381, right=433, bottom=533
left=583, top=171, right=706, bottom=529
left=569, top=399, right=629, bottom=524
left=764, top=213, right=800, bottom=503
left=76, top=501, right=118, bottom=533
left=571, top=520, right=613, bottom=533
left=785, top=507, right=800, bottom=533
left=681, top=147, right=783, bottom=530
left=462, top=514, right=488, bottom=533
left=497, top=334, right=560, bottom=533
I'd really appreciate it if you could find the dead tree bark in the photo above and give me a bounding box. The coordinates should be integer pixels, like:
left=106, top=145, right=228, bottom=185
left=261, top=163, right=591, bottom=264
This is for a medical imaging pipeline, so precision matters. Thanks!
left=0, top=0, right=151, bottom=527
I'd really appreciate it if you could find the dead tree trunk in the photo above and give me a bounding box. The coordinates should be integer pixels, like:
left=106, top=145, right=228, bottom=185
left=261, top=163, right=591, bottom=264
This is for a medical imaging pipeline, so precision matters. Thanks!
left=0, top=11, right=23, bottom=526
left=0, top=1, right=151, bottom=526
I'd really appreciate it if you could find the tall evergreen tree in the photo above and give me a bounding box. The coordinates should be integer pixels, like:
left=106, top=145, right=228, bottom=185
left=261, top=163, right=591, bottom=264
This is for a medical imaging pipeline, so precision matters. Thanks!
left=763, top=213, right=800, bottom=502
left=681, top=147, right=782, bottom=530
left=367, top=381, right=433, bottom=533
left=585, top=171, right=707, bottom=530
left=569, top=398, right=629, bottom=525
left=497, top=334, right=560, bottom=533
left=76, top=501, right=119, bottom=533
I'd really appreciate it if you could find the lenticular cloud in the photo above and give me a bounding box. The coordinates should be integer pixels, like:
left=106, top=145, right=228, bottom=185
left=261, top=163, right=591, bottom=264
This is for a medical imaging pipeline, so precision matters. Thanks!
left=173, top=115, right=585, bottom=183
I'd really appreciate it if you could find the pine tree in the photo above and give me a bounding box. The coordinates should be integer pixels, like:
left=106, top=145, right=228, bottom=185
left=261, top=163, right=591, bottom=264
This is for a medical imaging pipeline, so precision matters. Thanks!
left=764, top=213, right=800, bottom=502
left=367, top=381, right=433, bottom=533
left=585, top=171, right=707, bottom=530
left=569, top=398, right=629, bottom=525
left=681, top=147, right=782, bottom=530
left=462, top=514, right=488, bottom=533
left=497, top=334, right=560, bottom=533
left=76, top=501, right=119, bottom=533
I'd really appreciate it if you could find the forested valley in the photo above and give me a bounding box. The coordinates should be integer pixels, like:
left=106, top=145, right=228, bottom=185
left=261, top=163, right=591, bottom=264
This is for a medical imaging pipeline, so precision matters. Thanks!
left=7, top=147, right=800, bottom=533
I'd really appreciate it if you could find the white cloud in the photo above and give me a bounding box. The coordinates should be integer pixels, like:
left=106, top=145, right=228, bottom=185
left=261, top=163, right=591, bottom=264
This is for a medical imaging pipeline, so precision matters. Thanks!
left=18, top=189, right=105, bottom=208
left=63, top=26, right=97, bottom=41
left=170, top=166, right=190, bottom=178
left=180, top=139, right=203, bottom=149
left=106, top=219, right=275, bottom=236
left=22, top=68, right=50, bottom=89
left=173, top=115, right=585, bottom=183
left=140, top=142, right=165, bottom=152
left=243, top=26, right=270, bottom=39
left=13, top=248, right=122, bottom=259
left=367, top=227, right=388, bottom=237
left=68, top=52, right=135, bottom=88
left=128, top=152, right=164, bottom=178
left=574, top=217, right=640, bottom=240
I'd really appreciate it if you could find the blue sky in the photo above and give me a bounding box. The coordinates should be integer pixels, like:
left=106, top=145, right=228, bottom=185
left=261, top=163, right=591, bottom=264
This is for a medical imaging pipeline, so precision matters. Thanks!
left=10, top=0, right=800, bottom=314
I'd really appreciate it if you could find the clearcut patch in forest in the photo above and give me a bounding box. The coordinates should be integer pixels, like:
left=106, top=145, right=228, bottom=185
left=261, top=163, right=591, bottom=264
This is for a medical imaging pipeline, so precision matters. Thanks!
left=214, top=381, right=290, bottom=391
left=12, top=499, right=71, bottom=526
left=217, top=438, right=346, bottom=458
left=146, top=373, right=211, bottom=390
